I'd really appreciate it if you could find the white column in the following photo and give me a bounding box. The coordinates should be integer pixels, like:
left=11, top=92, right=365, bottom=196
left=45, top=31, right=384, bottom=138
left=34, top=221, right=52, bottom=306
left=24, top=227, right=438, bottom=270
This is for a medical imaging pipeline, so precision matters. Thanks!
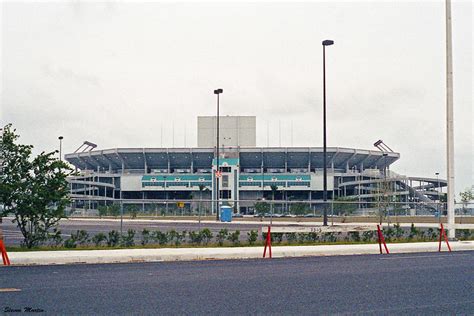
left=446, top=0, right=455, bottom=239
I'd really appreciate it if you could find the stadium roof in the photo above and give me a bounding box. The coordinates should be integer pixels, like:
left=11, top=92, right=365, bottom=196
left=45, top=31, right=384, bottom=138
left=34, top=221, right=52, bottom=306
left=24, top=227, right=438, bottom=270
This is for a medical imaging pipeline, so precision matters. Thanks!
left=65, top=147, right=400, bottom=171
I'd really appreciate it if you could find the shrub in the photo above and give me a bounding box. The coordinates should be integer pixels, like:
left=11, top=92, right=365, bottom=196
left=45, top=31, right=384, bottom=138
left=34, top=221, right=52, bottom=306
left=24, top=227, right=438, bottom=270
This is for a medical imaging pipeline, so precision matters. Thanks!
left=153, top=231, right=169, bottom=245
left=247, top=230, right=258, bottom=245
left=174, top=231, right=186, bottom=246
left=97, top=205, right=108, bottom=218
left=108, top=204, right=120, bottom=218
left=64, top=237, right=77, bottom=248
left=92, top=233, right=107, bottom=246
left=74, top=230, right=90, bottom=246
left=167, top=230, right=178, bottom=245
left=426, top=228, right=438, bottom=240
left=107, top=230, right=121, bottom=247
left=408, top=224, right=418, bottom=240
left=394, top=224, right=404, bottom=239
left=320, top=232, right=336, bottom=242
left=362, top=231, right=375, bottom=242
left=227, top=230, right=240, bottom=245
left=383, top=227, right=394, bottom=242
left=200, top=229, right=213, bottom=245
left=348, top=231, right=360, bottom=242
left=47, top=229, right=63, bottom=247
left=285, top=233, right=297, bottom=244
left=121, top=229, right=136, bottom=247
left=217, top=229, right=228, bottom=246
left=297, top=233, right=307, bottom=244
left=141, top=229, right=151, bottom=245
left=307, top=232, right=319, bottom=242
left=189, top=231, right=202, bottom=245
left=273, top=233, right=284, bottom=244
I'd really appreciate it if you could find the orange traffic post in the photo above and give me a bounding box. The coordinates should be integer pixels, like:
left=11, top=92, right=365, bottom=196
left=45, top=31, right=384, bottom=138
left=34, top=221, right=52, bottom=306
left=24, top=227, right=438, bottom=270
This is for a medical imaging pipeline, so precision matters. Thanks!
left=0, top=240, right=10, bottom=266
left=438, top=223, right=452, bottom=252
left=263, top=226, right=272, bottom=258
left=376, top=225, right=390, bottom=254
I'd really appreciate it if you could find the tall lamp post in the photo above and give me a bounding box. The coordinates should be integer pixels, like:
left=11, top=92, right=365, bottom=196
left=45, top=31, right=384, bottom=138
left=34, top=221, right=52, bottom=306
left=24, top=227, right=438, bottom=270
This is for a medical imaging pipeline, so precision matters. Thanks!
left=58, top=136, right=64, bottom=161
left=214, top=88, right=223, bottom=221
left=322, top=39, right=334, bottom=226
left=435, top=172, right=440, bottom=220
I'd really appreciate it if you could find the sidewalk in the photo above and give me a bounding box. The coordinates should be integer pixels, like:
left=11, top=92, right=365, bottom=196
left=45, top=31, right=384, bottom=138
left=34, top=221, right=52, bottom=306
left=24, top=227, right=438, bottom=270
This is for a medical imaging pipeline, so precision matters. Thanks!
left=5, top=241, right=474, bottom=266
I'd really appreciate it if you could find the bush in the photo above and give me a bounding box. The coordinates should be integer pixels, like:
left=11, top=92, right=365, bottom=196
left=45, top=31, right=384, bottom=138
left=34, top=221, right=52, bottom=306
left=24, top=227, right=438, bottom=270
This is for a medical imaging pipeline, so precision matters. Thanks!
left=141, top=229, right=151, bottom=245
left=109, top=204, right=120, bottom=218
left=98, top=205, right=108, bottom=218
left=74, top=230, right=90, bottom=246
left=174, top=231, right=186, bottom=246
left=348, top=232, right=360, bottom=242
left=383, top=227, right=394, bottom=242
left=362, top=231, right=375, bottom=242
left=47, top=229, right=63, bottom=247
left=200, top=229, right=213, bottom=245
left=285, top=233, right=297, bottom=244
left=307, top=232, right=319, bottom=242
left=273, top=233, right=284, bottom=244
left=107, top=230, right=121, bottom=247
left=408, top=224, right=418, bottom=240
left=227, top=230, right=240, bottom=245
left=188, top=231, right=202, bottom=245
left=92, top=233, right=107, bottom=246
left=394, top=224, right=404, bottom=239
left=247, top=230, right=258, bottom=245
left=121, top=229, right=136, bottom=247
left=216, top=229, right=228, bottom=246
left=64, top=237, right=77, bottom=248
left=153, top=231, right=169, bottom=245
left=426, top=228, right=438, bottom=240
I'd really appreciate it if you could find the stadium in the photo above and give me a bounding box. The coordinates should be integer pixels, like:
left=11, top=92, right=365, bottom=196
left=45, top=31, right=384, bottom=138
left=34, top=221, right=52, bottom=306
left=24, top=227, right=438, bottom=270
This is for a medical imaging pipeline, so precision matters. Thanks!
left=65, top=116, right=447, bottom=216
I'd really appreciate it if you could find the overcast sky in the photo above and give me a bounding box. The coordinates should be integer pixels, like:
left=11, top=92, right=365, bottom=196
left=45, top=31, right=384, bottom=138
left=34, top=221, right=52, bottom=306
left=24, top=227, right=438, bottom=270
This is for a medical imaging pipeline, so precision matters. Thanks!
left=1, top=0, right=472, bottom=194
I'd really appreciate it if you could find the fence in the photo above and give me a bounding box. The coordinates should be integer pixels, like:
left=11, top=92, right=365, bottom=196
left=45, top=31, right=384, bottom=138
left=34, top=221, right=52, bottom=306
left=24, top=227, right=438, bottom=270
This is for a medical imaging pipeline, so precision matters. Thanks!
left=66, top=199, right=474, bottom=220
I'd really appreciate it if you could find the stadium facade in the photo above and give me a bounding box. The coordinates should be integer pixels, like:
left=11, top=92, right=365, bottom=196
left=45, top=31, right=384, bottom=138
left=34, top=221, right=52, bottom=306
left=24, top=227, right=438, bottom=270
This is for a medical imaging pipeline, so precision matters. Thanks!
left=65, top=116, right=447, bottom=215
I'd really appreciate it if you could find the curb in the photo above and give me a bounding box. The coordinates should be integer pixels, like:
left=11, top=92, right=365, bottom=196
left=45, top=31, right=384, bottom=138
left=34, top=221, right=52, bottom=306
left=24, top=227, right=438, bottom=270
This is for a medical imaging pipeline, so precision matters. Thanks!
left=4, top=241, right=474, bottom=266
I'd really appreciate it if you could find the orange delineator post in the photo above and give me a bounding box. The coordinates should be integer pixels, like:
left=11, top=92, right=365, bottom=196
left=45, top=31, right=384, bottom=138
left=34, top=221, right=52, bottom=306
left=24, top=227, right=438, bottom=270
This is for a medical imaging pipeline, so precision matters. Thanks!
left=376, top=225, right=389, bottom=254
left=0, top=240, right=10, bottom=266
left=263, top=226, right=272, bottom=258
left=438, top=223, right=452, bottom=252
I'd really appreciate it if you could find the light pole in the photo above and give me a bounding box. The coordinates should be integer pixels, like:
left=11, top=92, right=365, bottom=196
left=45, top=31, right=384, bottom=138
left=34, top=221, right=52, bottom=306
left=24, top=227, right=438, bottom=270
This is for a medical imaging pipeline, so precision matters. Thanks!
left=58, top=136, right=63, bottom=161
left=214, top=88, right=223, bottom=221
left=435, top=172, right=440, bottom=221
left=383, top=153, right=388, bottom=225
left=322, top=39, right=334, bottom=226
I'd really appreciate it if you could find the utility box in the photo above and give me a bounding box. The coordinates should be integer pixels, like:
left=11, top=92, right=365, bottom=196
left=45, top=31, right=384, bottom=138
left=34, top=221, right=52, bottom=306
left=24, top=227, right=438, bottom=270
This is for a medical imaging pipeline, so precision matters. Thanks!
left=220, top=206, right=233, bottom=222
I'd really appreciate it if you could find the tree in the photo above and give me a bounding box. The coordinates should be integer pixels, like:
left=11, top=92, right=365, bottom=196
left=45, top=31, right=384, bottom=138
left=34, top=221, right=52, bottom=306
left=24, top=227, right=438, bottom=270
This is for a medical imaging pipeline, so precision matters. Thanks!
left=108, top=204, right=120, bottom=218
left=270, top=185, right=278, bottom=216
left=460, top=188, right=474, bottom=215
left=0, top=124, right=72, bottom=248
left=290, top=202, right=307, bottom=216
left=125, top=204, right=139, bottom=219
left=254, top=202, right=270, bottom=216
left=97, top=205, right=108, bottom=218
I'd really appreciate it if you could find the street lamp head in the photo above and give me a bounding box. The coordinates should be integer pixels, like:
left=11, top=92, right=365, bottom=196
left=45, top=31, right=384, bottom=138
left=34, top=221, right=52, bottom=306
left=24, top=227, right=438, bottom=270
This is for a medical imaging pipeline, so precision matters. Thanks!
left=58, top=136, right=63, bottom=140
left=214, top=89, right=223, bottom=94
left=322, top=40, right=334, bottom=46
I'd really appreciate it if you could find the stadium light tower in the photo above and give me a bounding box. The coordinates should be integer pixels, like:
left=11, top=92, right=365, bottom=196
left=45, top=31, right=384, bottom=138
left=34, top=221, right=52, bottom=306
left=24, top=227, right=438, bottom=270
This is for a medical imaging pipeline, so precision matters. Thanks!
left=322, top=39, right=334, bottom=226
left=58, top=136, right=64, bottom=161
left=214, top=88, right=223, bottom=221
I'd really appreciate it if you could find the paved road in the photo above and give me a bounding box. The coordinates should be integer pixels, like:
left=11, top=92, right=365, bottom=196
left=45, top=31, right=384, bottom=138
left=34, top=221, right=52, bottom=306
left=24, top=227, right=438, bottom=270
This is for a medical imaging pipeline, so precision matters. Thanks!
left=1, top=252, right=473, bottom=315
